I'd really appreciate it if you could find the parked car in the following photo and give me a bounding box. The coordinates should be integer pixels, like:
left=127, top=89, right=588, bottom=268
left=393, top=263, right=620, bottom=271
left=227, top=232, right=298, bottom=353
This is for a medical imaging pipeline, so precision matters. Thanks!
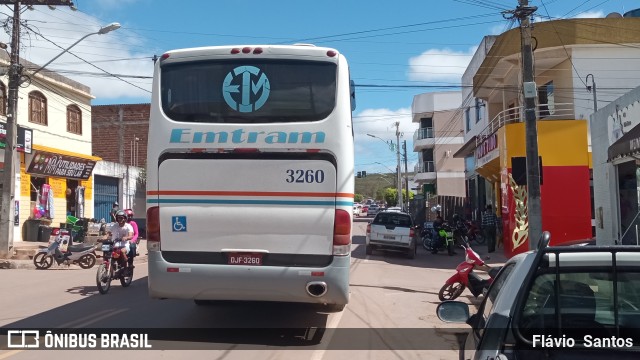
left=353, top=204, right=364, bottom=217
left=367, top=204, right=381, bottom=216
left=365, top=210, right=417, bottom=259
left=436, top=231, right=640, bottom=360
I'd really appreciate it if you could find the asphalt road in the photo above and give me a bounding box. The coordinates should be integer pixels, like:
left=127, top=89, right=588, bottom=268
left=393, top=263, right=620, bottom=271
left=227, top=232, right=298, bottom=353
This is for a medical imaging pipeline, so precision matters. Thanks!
left=0, top=218, right=503, bottom=360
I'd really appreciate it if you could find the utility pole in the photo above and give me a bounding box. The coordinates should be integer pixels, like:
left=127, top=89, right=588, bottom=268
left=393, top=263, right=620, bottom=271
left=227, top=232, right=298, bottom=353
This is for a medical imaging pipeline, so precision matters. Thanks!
left=395, top=121, right=403, bottom=209
left=0, top=0, right=76, bottom=259
left=515, top=0, right=542, bottom=249
left=403, top=140, right=409, bottom=212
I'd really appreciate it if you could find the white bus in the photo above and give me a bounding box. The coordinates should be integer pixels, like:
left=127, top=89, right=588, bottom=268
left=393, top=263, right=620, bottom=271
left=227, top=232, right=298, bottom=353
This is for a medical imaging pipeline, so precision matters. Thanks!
left=146, top=44, right=355, bottom=311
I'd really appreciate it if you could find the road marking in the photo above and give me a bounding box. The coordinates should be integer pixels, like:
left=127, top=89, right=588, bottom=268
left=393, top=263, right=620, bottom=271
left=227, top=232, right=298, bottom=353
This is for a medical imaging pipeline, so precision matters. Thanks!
left=309, top=306, right=345, bottom=360
left=58, top=308, right=127, bottom=328
left=0, top=350, right=22, bottom=359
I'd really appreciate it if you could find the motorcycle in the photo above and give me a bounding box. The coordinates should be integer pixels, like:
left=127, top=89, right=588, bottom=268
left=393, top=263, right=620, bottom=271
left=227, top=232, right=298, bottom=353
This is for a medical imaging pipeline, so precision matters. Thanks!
left=96, top=238, right=134, bottom=294
left=33, top=228, right=97, bottom=269
left=438, top=239, right=501, bottom=301
left=464, top=220, right=485, bottom=245
left=423, top=222, right=456, bottom=256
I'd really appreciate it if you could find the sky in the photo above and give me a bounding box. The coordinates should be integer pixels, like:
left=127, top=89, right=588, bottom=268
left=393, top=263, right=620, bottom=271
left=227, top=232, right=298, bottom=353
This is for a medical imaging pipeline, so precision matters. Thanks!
left=0, top=0, right=637, bottom=175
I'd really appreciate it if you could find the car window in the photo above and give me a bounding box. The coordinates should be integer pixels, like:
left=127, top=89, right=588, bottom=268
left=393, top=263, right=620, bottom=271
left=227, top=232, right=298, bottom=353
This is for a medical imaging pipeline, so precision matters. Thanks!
left=474, top=264, right=516, bottom=338
left=518, top=271, right=640, bottom=341
left=372, top=213, right=412, bottom=227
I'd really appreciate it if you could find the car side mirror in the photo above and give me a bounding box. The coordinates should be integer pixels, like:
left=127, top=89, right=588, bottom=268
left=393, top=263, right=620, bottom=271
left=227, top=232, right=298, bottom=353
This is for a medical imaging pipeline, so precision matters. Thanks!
left=436, top=301, right=471, bottom=323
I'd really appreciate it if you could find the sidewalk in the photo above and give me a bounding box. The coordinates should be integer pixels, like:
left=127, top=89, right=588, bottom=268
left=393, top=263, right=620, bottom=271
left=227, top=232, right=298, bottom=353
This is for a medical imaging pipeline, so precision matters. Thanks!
left=0, top=239, right=148, bottom=270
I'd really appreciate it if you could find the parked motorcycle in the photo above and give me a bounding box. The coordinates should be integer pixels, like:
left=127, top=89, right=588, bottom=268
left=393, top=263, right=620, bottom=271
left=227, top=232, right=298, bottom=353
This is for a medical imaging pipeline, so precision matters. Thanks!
left=438, top=239, right=501, bottom=301
left=464, top=220, right=485, bottom=245
left=33, top=228, right=97, bottom=269
left=423, top=222, right=456, bottom=256
left=96, top=238, right=134, bottom=294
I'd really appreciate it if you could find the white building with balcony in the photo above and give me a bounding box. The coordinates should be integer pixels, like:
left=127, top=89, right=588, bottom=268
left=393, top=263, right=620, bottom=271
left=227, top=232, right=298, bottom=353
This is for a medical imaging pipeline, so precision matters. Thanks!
left=412, top=91, right=465, bottom=198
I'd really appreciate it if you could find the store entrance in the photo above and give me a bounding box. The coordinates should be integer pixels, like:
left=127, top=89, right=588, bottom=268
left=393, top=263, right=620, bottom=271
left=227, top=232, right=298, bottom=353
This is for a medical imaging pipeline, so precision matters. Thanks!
left=618, top=160, right=640, bottom=245
left=66, top=179, right=79, bottom=217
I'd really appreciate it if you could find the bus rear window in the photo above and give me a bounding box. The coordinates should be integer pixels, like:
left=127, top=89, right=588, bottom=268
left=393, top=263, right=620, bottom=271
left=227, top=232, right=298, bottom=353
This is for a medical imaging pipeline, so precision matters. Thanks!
left=160, top=59, right=337, bottom=123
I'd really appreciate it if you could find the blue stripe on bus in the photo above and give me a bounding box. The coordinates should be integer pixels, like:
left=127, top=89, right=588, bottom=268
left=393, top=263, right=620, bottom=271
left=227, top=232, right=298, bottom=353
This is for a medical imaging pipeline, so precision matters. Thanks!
left=147, top=199, right=354, bottom=206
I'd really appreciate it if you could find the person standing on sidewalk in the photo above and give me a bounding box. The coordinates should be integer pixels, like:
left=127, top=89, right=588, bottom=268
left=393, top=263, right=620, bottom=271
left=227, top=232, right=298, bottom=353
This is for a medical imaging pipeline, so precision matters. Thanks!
left=482, top=204, right=498, bottom=253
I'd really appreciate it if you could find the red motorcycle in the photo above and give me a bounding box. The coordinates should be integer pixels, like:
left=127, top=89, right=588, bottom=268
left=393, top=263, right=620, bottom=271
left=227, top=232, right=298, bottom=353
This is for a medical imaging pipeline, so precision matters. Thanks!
left=438, top=240, right=500, bottom=301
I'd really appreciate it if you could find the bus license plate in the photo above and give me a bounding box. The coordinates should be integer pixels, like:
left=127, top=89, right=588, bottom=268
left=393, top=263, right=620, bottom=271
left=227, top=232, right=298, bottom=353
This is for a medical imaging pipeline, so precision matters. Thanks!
left=228, top=253, right=263, bottom=266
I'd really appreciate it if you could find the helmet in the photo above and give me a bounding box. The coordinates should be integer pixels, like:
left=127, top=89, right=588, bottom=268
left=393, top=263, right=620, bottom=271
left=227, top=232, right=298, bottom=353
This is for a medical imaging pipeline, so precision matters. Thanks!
left=124, top=209, right=134, bottom=220
left=113, top=202, right=119, bottom=207
left=115, top=210, right=126, bottom=222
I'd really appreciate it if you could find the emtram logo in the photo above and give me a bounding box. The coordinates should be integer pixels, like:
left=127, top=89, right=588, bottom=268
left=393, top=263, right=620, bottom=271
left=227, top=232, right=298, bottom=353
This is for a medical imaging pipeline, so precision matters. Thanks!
left=7, top=330, right=40, bottom=348
left=222, top=66, right=270, bottom=113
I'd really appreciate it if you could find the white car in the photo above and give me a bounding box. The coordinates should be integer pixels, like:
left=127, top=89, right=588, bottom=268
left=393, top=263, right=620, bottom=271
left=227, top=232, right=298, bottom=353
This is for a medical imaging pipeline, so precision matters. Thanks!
left=365, top=210, right=417, bottom=259
left=353, top=204, right=363, bottom=217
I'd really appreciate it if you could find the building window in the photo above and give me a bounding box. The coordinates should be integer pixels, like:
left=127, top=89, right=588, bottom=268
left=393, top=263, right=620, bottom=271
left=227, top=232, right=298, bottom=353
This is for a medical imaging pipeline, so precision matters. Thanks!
left=0, top=82, right=6, bottom=116
left=476, top=99, right=483, bottom=123
left=538, top=81, right=554, bottom=119
left=28, top=91, right=47, bottom=126
left=465, top=108, right=471, bottom=132
left=67, top=104, right=82, bottom=135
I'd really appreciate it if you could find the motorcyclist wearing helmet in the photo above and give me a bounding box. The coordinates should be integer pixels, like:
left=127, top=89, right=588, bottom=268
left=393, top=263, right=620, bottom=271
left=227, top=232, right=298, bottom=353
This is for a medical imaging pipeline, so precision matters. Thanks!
left=108, top=210, right=133, bottom=267
left=124, top=209, right=139, bottom=267
left=109, top=202, right=119, bottom=223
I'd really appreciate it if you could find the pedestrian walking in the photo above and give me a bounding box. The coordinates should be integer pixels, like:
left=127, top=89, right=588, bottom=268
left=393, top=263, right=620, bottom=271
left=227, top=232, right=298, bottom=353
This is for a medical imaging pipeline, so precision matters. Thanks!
left=482, top=204, right=498, bottom=253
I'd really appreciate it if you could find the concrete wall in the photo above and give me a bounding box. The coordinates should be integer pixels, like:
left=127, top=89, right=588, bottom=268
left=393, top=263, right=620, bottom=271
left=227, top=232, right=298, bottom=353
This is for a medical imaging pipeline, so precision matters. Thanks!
left=92, top=161, right=145, bottom=220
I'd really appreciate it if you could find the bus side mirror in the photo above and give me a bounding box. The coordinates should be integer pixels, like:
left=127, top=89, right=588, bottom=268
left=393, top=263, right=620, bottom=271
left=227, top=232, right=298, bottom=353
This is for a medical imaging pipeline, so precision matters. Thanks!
left=350, top=79, right=356, bottom=111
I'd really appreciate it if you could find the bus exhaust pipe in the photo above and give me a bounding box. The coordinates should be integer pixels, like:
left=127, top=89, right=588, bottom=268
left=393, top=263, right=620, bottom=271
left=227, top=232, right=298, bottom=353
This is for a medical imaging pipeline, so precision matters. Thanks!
left=306, top=281, right=327, bottom=297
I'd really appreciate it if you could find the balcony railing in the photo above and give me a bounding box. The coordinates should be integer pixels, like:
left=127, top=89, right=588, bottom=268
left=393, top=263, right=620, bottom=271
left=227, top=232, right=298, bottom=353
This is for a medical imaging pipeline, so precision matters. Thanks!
left=476, top=102, right=573, bottom=146
left=413, top=127, right=434, bottom=142
left=414, top=161, right=435, bottom=173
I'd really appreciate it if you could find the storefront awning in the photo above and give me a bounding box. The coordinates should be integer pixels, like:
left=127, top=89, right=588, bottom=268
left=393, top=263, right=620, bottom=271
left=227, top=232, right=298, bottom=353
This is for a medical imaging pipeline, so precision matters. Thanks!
left=26, top=145, right=101, bottom=180
left=453, top=135, right=477, bottom=158
left=608, top=123, right=640, bottom=161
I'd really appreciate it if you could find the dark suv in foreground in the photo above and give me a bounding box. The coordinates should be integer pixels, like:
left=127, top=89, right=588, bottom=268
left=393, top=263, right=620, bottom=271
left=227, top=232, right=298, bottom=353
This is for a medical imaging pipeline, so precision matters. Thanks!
left=437, top=232, right=640, bottom=360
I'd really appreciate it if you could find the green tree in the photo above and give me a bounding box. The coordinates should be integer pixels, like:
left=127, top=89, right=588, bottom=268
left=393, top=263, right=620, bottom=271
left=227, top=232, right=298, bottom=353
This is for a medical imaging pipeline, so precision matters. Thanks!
left=383, top=188, right=414, bottom=206
left=354, top=194, right=364, bottom=203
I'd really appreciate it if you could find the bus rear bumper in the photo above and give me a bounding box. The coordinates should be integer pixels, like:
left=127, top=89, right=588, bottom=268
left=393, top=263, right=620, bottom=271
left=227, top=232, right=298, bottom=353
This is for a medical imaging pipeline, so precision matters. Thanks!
left=147, top=251, right=350, bottom=306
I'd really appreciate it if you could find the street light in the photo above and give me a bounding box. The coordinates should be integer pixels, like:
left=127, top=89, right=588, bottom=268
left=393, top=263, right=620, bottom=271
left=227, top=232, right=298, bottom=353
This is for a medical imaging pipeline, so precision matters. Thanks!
left=0, top=21, right=120, bottom=258
left=26, top=22, right=121, bottom=81
left=366, top=133, right=395, bottom=152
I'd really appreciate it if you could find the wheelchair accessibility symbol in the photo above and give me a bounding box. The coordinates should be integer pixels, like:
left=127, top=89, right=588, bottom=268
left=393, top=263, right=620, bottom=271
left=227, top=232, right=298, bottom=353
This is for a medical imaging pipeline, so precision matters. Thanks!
left=172, top=216, right=187, bottom=232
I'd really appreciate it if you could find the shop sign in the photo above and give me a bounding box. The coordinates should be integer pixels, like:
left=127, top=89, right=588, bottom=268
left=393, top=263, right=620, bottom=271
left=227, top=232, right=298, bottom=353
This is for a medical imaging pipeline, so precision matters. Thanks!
left=475, top=134, right=499, bottom=168
left=0, top=123, right=33, bottom=153
left=475, top=134, right=498, bottom=159
left=26, top=151, right=96, bottom=180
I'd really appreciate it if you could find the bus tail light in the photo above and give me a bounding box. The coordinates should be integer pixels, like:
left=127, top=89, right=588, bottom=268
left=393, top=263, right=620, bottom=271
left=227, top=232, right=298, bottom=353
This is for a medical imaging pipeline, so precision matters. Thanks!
left=147, top=206, right=161, bottom=251
left=333, top=209, right=351, bottom=256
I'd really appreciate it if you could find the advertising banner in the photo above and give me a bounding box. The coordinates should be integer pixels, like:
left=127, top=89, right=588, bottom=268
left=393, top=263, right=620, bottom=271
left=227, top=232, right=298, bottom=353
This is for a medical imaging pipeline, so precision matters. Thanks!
left=26, top=151, right=96, bottom=180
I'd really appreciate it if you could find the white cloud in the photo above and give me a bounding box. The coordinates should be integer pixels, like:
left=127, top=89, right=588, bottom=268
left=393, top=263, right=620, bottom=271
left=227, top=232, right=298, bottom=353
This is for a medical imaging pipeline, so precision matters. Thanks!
left=0, top=8, right=153, bottom=102
left=573, top=10, right=606, bottom=19
left=407, top=48, right=474, bottom=83
left=353, top=107, right=416, bottom=173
